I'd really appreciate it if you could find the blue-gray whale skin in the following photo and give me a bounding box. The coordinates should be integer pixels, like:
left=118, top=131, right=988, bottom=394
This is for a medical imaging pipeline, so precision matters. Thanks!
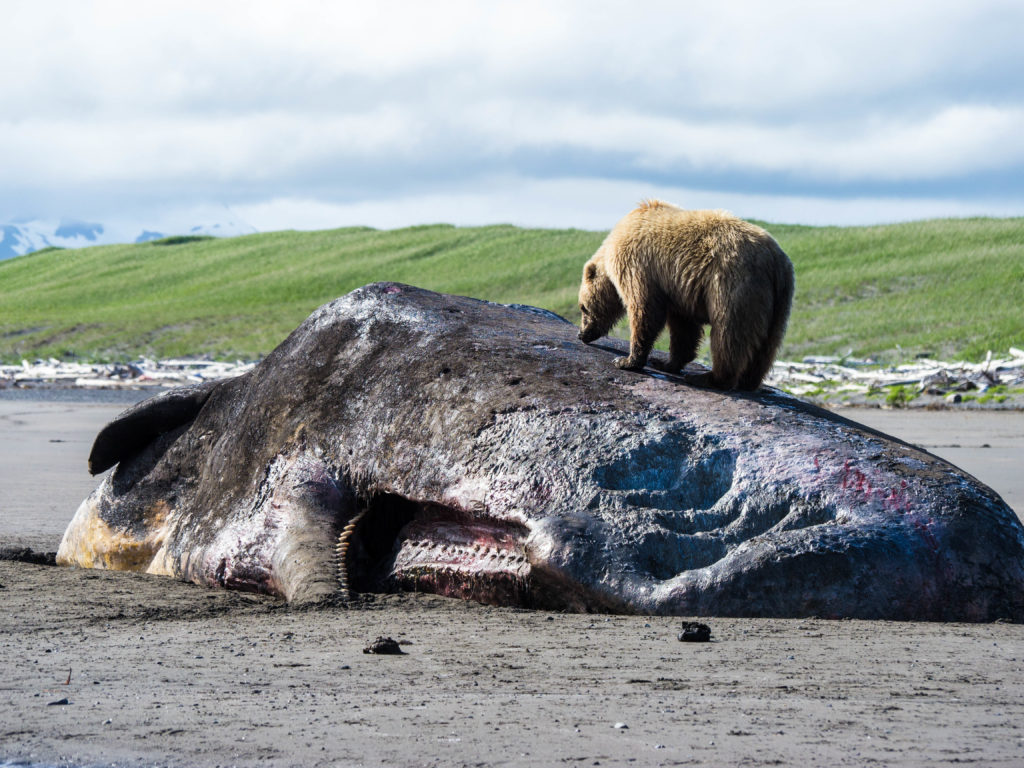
left=58, top=283, right=1024, bottom=620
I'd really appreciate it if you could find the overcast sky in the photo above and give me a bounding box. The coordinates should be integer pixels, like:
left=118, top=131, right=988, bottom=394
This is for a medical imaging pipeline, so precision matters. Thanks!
left=3, top=0, right=1023, bottom=236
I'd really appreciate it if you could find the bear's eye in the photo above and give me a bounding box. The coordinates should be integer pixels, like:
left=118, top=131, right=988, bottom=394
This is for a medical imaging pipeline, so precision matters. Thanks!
left=579, top=303, right=588, bottom=316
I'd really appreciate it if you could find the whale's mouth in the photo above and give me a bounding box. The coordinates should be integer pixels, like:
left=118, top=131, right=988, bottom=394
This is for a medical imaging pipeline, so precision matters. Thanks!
left=341, top=493, right=534, bottom=607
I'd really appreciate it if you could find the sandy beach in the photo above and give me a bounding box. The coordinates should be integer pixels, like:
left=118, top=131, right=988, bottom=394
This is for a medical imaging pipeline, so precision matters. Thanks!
left=2, top=392, right=1023, bottom=767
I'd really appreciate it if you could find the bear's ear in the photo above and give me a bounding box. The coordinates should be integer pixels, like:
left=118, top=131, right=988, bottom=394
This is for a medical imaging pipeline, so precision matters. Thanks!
left=585, top=263, right=598, bottom=281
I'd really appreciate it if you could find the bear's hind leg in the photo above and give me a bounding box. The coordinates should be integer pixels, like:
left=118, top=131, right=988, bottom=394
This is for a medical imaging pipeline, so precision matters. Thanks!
left=737, top=275, right=792, bottom=390
left=615, top=294, right=668, bottom=371
left=737, top=346, right=776, bottom=391
left=708, top=319, right=752, bottom=390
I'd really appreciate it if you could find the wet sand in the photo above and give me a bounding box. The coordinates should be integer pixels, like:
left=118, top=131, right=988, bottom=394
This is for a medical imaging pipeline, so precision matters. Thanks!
left=2, top=395, right=1023, bottom=767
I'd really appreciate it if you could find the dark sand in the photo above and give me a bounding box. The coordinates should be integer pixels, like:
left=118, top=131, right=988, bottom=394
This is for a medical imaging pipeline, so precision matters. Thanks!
left=2, top=394, right=1023, bottom=767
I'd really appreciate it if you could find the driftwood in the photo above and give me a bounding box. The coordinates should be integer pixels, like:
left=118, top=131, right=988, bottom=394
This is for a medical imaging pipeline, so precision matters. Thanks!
left=3, top=347, right=1023, bottom=404
left=0, top=357, right=255, bottom=389
left=766, top=347, right=1024, bottom=401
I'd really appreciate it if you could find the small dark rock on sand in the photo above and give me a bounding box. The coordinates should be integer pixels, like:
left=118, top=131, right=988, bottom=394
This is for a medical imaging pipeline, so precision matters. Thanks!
left=363, top=636, right=405, bottom=655
left=678, top=622, right=712, bottom=642
left=0, top=547, right=56, bottom=566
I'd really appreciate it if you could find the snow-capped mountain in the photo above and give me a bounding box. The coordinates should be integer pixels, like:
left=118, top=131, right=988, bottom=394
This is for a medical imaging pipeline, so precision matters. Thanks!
left=0, top=219, right=108, bottom=260
left=0, top=221, right=109, bottom=259
left=188, top=219, right=259, bottom=238
left=0, top=215, right=259, bottom=260
left=1, top=224, right=51, bottom=259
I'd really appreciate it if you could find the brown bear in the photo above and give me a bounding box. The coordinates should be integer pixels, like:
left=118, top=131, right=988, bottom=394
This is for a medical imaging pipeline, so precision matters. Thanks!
left=577, top=200, right=794, bottom=390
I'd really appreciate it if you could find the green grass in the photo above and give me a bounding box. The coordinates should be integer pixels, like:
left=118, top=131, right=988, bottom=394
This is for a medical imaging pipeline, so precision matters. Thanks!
left=1, top=217, right=1022, bottom=363
left=884, top=385, right=917, bottom=408
left=766, top=217, right=1024, bottom=361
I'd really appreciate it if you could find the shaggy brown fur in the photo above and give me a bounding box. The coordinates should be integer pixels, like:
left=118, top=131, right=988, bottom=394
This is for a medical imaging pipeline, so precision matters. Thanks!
left=577, top=200, right=794, bottom=390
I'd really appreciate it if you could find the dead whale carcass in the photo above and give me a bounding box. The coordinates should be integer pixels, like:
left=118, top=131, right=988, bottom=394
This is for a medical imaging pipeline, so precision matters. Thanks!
left=58, top=283, right=1024, bottom=620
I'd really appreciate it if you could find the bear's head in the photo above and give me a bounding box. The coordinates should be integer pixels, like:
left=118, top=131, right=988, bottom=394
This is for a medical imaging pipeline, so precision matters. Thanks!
left=578, top=258, right=624, bottom=344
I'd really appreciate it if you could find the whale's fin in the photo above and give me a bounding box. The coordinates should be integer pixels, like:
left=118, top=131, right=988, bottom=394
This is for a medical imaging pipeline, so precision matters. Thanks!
left=88, top=380, right=221, bottom=475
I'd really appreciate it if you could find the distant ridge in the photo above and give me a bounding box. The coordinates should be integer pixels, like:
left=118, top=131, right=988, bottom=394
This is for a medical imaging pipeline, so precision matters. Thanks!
left=1, top=218, right=1021, bottom=364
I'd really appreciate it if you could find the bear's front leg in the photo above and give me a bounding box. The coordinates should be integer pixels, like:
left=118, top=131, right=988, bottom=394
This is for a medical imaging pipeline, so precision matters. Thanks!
left=614, top=300, right=667, bottom=371
left=651, top=313, right=704, bottom=373
left=613, top=355, right=645, bottom=370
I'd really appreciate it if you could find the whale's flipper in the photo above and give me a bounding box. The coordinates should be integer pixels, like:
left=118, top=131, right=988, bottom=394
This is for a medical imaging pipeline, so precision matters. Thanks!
left=88, top=380, right=221, bottom=475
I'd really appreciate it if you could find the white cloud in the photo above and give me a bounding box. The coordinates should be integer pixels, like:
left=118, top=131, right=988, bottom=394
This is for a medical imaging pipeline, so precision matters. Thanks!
left=1, top=0, right=1022, bottom=229
left=0, top=107, right=424, bottom=185
left=8, top=100, right=1017, bottom=194
left=233, top=177, right=1024, bottom=232
left=460, top=100, right=1024, bottom=180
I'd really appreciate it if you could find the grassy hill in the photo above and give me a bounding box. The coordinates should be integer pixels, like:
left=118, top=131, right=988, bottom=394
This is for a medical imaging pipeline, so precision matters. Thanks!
left=1, top=218, right=1022, bottom=363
